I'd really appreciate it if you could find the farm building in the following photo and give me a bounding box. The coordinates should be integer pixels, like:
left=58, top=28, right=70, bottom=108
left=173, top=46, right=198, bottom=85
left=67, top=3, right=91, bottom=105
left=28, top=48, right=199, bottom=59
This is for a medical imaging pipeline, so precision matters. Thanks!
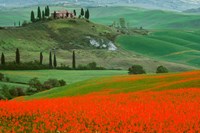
left=51, top=10, right=74, bottom=19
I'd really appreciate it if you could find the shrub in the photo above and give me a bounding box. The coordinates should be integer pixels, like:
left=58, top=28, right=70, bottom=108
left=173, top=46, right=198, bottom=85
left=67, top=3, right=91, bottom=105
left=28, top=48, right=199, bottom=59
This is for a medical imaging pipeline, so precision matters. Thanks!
left=29, top=78, right=43, bottom=91
left=128, top=65, right=146, bottom=74
left=0, top=85, right=12, bottom=100
left=16, top=88, right=25, bottom=96
left=59, top=80, right=66, bottom=86
left=9, top=88, right=19, bottom=97
left=26, top=87, right=38, bottom=95
left=0, top=94, right=6, bottom=100
left=156, top=66, right=169, bottom=73
left=0, top=73, right=4, bottom=81
left=2, top=77, right=10, bottom=82
left=87, top=62, right=97, bottom=70
left=43, top=79, right=60, bottom=90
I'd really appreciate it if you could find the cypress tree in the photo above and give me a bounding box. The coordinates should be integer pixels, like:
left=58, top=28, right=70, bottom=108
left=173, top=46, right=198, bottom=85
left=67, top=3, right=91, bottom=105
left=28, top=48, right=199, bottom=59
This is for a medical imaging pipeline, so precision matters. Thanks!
left=47, top=6, right=50, bottom=16
left=40, top=52, right=43, bottom=65
left=72, top=51, right=76, bottom=69
left=37, top=6, right=42, bottom=20
left=45, top=7, right=47, bottom=16
left=19, top=21, right=21, bottom=27
left=66, top=12, right=69, bottom=18
left=16, top=48, right=20, bottom=64
left=73, top=10, right=76, bottom=16
left=81, top=8, right=84, bottom=17
left=87, top=9, right=90, bottom=19
left=53, top=53, right=57, bottom=68
left=85, top=9, right=90, bottom=19
left=31, top=10, right=35, bottom=22
left=42, top=10, right=45, bottom=20
left=1, top=53, right=5, bottom=65
left=54, top=11, right=57, bottom=19
left=49, top=51, right=53, bottom=68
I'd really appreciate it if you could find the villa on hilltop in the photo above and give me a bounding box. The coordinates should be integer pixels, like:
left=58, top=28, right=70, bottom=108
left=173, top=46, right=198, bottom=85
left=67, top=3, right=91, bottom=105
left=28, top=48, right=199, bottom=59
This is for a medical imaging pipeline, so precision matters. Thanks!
left=51, top=10, right=74, bottom=19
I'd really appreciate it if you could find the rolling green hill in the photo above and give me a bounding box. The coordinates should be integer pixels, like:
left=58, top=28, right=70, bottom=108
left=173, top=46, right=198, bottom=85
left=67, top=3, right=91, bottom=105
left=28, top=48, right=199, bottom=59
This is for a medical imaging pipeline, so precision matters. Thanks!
left=117, top=30, right=200, bottom=67
left=91, top=6, right=200, bottom=29
left=26, top=70, right=200, bottom=99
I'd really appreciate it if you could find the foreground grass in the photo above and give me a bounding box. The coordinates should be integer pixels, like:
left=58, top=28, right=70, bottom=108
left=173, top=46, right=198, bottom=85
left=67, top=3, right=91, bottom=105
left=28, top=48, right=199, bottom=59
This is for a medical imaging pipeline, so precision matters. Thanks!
left=27, top=70, right=200, bottom=99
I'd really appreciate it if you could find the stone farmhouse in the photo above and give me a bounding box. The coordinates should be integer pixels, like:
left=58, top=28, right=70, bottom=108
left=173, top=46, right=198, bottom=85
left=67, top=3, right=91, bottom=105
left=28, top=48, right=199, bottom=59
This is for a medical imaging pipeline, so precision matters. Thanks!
left=51, top=10, right=74, bottom=19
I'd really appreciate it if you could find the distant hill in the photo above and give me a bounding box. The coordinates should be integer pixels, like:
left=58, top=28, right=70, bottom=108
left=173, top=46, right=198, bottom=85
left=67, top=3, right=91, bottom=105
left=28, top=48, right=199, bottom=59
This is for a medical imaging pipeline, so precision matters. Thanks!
left=184, top=7, right=200, bottom=13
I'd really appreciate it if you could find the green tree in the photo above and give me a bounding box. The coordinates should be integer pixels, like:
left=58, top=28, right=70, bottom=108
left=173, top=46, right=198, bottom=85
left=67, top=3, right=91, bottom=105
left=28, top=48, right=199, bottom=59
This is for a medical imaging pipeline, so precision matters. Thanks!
left=19, top=21, right=21, bottom=27
left=53, top=53, right=57, bottom=68
left=156, top=66, right=168, bottom=73
left=45, top=7, right=47, bottom=16
left=119, top=18, right=126, bottom=28
left=87, top=62, right=97, bottom=69
left=40, top=52, right=43, bottom=65
left=46, top=6, right=50, bottom=16
left=37, top=6, right=42, bottom=20
left=1, top=53, right=5, bottom=65
left=30, top=10, right=35, bottom=22
left=81, top=8, right=84, bottom=17
left=49, top=51, right=53, bottom=68
left=73, top=10, right=76, bottom=16
left=53, top=11, right=57, bottom=19
left=72, top=51, right=76, bottom=69
left=42, top=10, right=45, bottom=20
left=85, top=9, right=90, bottom=19
left=128, top=65, right=146, bottom=75
left=16, top=48, right=20, bottom=64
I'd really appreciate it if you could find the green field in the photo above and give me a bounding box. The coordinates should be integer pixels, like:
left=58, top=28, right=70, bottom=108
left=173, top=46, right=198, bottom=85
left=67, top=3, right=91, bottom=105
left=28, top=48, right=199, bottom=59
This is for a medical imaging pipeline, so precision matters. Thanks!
left=26, top=70, right=200, bottom=99
left=91, top=6, right=200, bottom=29
left=117, top=30, right=200, bottom=67
left=0, top=70, right=127, bottom=85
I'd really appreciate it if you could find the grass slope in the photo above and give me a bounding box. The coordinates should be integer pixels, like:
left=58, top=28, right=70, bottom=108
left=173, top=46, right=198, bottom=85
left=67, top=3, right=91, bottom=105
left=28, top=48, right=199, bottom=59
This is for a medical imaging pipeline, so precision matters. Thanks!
left=91, top=6, right=200, bottom=29
left=117, top=30, right=200, bottom=67
left=27, top=70, right=200, bottom=99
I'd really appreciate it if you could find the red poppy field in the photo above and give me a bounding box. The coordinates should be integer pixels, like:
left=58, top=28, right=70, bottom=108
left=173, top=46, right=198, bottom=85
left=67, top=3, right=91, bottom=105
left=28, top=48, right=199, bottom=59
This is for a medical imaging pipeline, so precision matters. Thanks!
left=0, top=88, right=200, bottom=133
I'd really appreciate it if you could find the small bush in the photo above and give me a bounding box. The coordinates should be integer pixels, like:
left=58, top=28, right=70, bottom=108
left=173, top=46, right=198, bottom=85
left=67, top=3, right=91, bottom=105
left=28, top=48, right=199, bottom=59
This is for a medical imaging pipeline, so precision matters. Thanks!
left=2, top=77, right=10, bottom=82
left=43, top=79, right=60, bottom=90
left=128, top=65, right=146, bottom=75
left=0, top=94, right=6, bottom=100
left=59, top=80, right=66, bottom=86
left=0, top=73, right=4, bottom=81
left=156, top=66, right=169, bottom=73
left=29, top=78, right=43, bottom=91
left=1, top=85, right=12, bottom=100
left=87, top=62, right=97, bottom=70
left=9, top=88, right=19, bottom=97
left=16, top=88, right=25, bottom=96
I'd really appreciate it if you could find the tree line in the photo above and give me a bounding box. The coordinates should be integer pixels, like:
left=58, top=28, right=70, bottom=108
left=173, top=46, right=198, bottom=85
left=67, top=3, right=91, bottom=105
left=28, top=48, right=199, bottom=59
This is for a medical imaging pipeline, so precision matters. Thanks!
left=0, top=49, right=104, bottom=70
left=0, top=48, right=76, bottom=69
left=31, top=6, right=50, bottom=22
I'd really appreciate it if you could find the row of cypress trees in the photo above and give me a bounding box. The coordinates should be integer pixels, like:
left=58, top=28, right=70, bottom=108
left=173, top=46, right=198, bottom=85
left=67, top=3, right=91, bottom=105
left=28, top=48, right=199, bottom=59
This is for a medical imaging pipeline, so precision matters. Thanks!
left=1, top=49, right=76, bottom=69
left=31, top=6, right=50, bottom=22
left=1, top=48, right=20, bottom=65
